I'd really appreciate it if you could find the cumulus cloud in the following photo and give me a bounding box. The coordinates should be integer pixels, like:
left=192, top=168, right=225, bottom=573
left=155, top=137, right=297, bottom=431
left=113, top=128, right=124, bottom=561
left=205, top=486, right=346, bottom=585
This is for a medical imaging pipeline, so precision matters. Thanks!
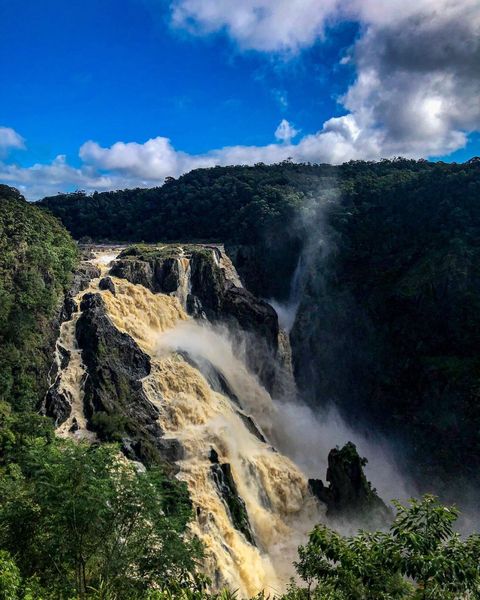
left=171, top=0, right=480, bottom=158
left=2, top=0, right=480, bottom=199
left=170, top=0, right=338, bottom=52
left=0, top=155, right=126, bottom=200
left=0, top=119, right=365, bottom=200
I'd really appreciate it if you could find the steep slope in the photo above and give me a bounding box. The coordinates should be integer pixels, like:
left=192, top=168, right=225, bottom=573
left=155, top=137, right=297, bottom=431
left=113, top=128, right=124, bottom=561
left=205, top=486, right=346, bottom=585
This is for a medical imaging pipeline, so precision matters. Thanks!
left=291, top=160, right=480, bottom=489
left=0, top=185, right=78, bottom=411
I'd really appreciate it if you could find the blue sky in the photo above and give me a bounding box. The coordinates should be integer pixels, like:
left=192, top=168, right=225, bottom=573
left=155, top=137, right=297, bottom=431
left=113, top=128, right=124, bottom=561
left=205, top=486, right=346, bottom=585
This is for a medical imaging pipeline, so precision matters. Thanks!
left=1, top=0, right=479, bottom=198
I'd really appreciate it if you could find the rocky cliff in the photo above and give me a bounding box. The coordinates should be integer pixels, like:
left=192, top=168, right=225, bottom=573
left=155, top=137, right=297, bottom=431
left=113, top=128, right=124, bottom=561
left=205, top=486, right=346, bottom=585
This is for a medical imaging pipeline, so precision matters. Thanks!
left=109, top=244, right=287, bottom=393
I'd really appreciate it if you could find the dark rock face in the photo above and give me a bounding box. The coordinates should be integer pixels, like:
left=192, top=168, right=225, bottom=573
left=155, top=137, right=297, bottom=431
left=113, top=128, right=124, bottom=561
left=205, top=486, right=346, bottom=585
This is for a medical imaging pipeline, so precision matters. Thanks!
left=62, top=296, right=78, bottom=321
left=111, top=249, right=278, bottom=350
left=109, top=259, right=154, bottom=290
left=61, top=262, right=101, bottom=320
left=309, top=442, right=392, bottom=527
left=76, top=292, right=181, bottom=468
left=111, top=248, right=280, bottom=391
left=189, top=252, right=278, bottom=348
left=186, top=294, right=206, bottom=319
left=237, top=413, right=266, bottom=444
left=209, top=450, right=256, bottom=545
left=110, top=257, right=183, bottom=293
left=71, top=263, right=101, bottom=296
left=98, top=276, right=116, bottom=295
left=43, top=385, right=72, bottom=426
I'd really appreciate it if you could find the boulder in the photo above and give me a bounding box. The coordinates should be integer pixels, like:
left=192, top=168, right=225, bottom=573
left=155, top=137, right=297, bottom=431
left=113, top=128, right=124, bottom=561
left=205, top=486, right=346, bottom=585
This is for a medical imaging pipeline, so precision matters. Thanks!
left=98, top=276, right=116, bottom=295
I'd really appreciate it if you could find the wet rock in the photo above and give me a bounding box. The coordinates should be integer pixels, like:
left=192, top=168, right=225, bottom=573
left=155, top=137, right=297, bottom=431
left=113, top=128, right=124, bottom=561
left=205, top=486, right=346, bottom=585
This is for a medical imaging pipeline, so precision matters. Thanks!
left=69, top=417, right=79, bottom=432
left=61, top=262, right=101, bottom=321
left=99, top=276, right=116, bottom=295
left=186, top=293, right=206, bottom=319
left=209, top=448, right=219, bottom=463
left=47, top=343, right=71, bottom=384
left=211, top=461, right=256, bottom=545
left=109, top=256, right=185, bottom=294
left=309, top=442, right=392, bottom=527
left=109, top=259, right=154, bottom=290
left=236, top=412, right=267, bottom=444
left=57, top=344, right=70, bottom=370
left=113, top=247, right=280, bottom=391
left=70, top=263, right=101, bottom=296
left=157, top=438, right=184, bottom=462
left=76, top=292, right=175, bottom=468
left=43, top=385, right=72, bottom=426
left=62, top=296, right=78, bottom=320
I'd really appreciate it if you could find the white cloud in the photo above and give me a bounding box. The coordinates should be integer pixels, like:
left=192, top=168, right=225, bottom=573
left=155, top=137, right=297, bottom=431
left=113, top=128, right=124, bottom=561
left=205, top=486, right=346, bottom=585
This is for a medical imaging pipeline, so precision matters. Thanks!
left=171, top=0, right=480, bottom=159
left=0, top=121, right=380, bottom=200
left=275, top=119, right=299, bottom=143
left=0, top=155, right=125, bottom=200
left=2, top=0, right=480, bottom=199
left=0, top=126, right=25, bottom=155
left=170, top=0, right=338, bottom=52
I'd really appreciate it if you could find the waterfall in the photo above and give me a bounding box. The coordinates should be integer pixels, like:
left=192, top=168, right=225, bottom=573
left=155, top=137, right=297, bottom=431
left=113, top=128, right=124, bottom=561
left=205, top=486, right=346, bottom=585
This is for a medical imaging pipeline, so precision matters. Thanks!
left=268, top=256, right=304, bottom=333
left=46, top=251, right=121, bottom=438
left=101, top=276, right=323, bottom=596
left=47, top=248, right=327, bottom=596
left=174, top=253, right=192, bottom=310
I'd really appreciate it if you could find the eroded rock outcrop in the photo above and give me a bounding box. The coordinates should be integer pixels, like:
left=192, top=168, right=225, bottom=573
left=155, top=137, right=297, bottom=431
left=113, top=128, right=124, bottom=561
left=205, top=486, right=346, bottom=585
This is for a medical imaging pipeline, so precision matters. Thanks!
left=61, top=262, right=101, bottom=320
left=43, top=260, right=102, bottom=424
left=309, top=442, right=392, bottom=527
left=209, top=448, right=256, bottom=546
left=76, top=292, right=181, bottom=468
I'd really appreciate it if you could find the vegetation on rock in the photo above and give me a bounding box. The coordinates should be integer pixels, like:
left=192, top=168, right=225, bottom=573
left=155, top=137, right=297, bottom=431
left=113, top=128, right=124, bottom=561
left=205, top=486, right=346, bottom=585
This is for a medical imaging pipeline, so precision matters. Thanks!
left=0, top=403, right=202, bottom=599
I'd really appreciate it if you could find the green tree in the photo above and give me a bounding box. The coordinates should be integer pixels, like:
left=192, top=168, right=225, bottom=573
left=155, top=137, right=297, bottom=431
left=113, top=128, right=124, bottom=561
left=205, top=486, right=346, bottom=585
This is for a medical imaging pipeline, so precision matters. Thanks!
left=0, top=439, right=202, bottom=599
left=0, top=550, right=21, bottom=600
left=295, top=495, right=480, bottom=599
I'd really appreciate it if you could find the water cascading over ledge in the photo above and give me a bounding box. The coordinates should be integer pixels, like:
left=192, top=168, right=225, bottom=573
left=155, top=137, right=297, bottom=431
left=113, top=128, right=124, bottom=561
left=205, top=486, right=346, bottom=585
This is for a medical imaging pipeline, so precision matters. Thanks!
left=43, top=245, right=326, bottom=595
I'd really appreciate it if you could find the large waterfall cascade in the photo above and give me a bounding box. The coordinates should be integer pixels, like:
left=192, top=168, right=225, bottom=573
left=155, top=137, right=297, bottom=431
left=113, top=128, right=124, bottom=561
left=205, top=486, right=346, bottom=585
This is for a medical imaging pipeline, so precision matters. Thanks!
left=47, top=247, right=325, bottom=596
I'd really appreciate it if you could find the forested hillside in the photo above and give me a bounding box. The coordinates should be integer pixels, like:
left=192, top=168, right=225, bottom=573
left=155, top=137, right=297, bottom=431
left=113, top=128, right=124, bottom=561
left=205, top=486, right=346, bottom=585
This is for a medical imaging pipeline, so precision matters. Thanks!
left=0, top=185, right=78, bottom=410
left=291, top=159, right=480, bottom=489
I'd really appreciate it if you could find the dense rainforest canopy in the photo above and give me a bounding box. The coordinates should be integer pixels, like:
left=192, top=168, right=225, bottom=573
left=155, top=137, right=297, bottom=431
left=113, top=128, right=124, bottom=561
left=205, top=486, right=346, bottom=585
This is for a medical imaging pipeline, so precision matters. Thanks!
left=39, top=158, right=445, bottom=246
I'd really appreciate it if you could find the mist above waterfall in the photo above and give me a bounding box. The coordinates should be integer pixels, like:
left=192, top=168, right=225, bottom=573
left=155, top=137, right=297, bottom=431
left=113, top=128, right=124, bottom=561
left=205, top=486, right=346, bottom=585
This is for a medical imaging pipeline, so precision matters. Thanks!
left=155, top=317, right=414, bottom=508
